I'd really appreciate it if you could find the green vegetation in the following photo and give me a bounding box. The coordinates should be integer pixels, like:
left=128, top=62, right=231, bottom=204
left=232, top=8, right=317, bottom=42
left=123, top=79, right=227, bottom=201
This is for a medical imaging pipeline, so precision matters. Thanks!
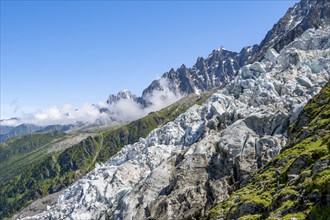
left=309, top=203, right=330, bottom=220
left=238, top=214, right=263, bottom=220
left=0, top=131, right=67, bottom=183
left=0, top=92, right=214, bottom=219
left=282, top=212, right=306, bottom=220
left=208, top=81, right=330, bottom=219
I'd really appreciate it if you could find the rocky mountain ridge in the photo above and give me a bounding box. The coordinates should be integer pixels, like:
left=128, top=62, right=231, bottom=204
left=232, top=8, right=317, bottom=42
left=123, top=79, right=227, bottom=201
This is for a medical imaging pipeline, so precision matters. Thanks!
left=107, top=45, right=258, bottom=109
left=142, top=45, right=259, bottom=96
left=22, top=19, right=330, bottom=220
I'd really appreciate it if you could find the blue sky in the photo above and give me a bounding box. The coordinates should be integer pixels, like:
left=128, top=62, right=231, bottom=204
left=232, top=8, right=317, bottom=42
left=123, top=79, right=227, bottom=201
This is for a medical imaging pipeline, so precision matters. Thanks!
left=1, top=0, right=299, bottom=119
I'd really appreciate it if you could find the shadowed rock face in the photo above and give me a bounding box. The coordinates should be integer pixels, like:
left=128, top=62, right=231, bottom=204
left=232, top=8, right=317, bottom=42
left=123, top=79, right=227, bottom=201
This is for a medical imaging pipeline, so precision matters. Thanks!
left=22, top=23, right=330, bottom=220
left=250, top=0, right=330, bottom=63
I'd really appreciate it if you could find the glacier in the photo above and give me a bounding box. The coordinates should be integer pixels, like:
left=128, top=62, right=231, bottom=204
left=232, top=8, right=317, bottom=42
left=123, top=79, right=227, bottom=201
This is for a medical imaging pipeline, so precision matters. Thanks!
left=22, top=26, right=330, bottom=220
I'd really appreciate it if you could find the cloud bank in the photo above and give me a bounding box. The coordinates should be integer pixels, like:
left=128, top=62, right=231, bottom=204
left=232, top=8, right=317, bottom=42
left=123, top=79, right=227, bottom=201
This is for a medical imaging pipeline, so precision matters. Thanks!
left=1, top=103, right=110, bottom=126
left=98, top=78, right=182, bottom=124
left=1, top=79, right=183, bottom=127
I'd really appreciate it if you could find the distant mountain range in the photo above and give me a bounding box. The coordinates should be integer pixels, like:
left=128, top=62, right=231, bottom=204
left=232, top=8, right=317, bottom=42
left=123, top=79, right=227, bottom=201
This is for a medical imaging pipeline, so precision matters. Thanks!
left=0, top=122, right=74, bottom=142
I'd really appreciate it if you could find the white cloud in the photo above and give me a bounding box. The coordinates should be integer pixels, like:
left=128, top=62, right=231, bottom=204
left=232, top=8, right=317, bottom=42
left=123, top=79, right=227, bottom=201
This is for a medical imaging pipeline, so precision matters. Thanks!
left=1, top=103, right=109, bottom=126
left=1, top=79, right=183, bottom=127
left=144, top=78, right=182, bottom=112
left=102, top=78, right=182, bottom=123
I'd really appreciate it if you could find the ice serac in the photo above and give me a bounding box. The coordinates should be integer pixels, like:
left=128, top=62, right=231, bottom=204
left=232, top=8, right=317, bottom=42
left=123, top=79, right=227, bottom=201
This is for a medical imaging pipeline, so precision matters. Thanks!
left=23, top=24, right=330, bottom=219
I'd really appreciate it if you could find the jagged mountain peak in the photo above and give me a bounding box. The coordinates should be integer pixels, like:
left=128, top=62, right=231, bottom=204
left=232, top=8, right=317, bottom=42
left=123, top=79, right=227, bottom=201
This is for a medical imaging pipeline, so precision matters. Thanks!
left=142, top=43, right=256, bottom=98
left=116, top=89, right=135, bottom=98
left=106, top=89, right=138, bottom=105
left=179, top=63, right=187, bottom=70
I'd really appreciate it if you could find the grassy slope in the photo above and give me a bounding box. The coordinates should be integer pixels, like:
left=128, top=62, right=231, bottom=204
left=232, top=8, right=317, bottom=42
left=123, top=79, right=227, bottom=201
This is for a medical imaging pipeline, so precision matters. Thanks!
left=208, top=81, right=330, bottom=220
left=0, top=131, right=67, bottom=183
left=0, top=92, right=213, bottom=219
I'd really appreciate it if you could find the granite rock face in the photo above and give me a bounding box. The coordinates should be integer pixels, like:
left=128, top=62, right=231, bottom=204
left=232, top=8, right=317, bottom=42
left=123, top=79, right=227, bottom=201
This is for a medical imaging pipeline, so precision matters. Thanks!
left=22, top=24, right=330, bottom=220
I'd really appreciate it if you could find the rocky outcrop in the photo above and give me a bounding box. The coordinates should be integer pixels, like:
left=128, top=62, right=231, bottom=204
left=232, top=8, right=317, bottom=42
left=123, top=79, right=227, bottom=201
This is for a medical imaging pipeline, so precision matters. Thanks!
left=104, top=45, right=258, bottom=124
left=22, top=25, right=330, bottom=220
